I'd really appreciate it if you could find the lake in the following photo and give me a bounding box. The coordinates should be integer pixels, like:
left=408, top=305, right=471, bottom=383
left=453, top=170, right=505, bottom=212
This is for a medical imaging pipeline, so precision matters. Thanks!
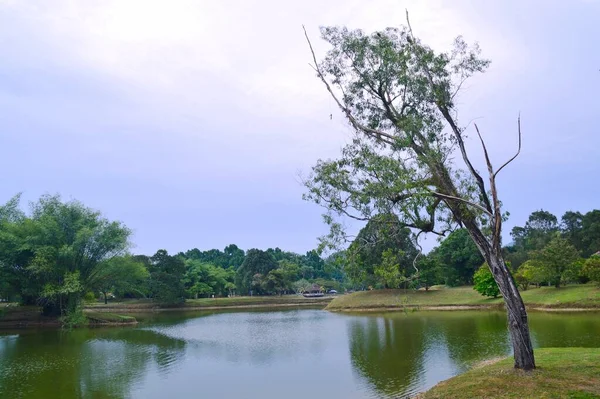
left=1, top=309, right=600, bottom=398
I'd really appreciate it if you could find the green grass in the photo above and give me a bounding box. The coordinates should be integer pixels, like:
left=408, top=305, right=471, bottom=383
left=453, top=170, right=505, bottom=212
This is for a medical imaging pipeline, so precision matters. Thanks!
left=421, top=348, right=600, bottom=399
left=326, top=284, right=600, bottom=311
left=84, top=311, right=137, bottom=324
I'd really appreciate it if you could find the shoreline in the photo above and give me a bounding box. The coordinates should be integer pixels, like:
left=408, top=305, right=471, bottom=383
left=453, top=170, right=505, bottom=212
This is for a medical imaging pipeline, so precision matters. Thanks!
left=328, top=304, right=600, bottom=312
left=85, top=301, right=330, bottom=313
left=0, top=299, right=332, bottom=329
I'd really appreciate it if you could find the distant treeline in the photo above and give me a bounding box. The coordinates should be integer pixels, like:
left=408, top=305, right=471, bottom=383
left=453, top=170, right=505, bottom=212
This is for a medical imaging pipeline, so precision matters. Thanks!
left=1, top=194, right=599, bottom=323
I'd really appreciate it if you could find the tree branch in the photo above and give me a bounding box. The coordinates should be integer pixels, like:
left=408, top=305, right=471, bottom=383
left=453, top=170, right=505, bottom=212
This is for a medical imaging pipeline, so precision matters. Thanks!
left=303, top=26, right=397, bottom=146
left=429, top=191, right=493, bottom=217
left=405, top=10, right=494, bottom=215
left=494, top=115, right=522, bottom=178
left=474, top=123, right=494, bottom=177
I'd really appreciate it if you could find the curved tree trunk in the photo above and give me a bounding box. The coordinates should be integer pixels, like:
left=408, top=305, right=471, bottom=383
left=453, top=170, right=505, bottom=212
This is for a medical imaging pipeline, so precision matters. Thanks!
left=487, top=251, right=535, bottom=370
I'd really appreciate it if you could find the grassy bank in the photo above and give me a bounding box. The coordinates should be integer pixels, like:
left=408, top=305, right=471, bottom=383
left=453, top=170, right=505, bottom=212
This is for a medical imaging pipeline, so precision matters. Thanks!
left=0, top=304, right=139, bottom=327
left=327, top=284, right=600, bottom=311
left=1, top=295, right=331, bottom=328
left=420, top=348, right=600, bottom=399
left=85, top=295, right=332, bottom=312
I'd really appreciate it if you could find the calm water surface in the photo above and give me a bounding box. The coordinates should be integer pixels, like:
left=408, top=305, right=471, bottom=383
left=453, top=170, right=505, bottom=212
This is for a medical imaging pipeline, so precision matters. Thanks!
left=1, top=309, right=600, bottom=398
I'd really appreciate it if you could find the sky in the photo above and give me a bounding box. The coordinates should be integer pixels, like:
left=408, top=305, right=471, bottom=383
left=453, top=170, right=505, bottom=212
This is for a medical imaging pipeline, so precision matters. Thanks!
left=1, top=0, right=599, bottom=256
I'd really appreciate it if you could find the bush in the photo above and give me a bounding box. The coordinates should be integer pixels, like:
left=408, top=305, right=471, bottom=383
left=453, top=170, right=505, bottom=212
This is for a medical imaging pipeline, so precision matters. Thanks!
left=84, top=291, right=97, bottom=302
left=582, top=257, right=600, bottom=286
left=473, top=263, right=500, bottom=298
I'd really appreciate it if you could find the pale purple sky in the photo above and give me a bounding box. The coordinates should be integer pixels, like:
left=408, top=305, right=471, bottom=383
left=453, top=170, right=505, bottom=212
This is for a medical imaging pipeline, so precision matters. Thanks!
left=1, top=0, right=599, bottom=255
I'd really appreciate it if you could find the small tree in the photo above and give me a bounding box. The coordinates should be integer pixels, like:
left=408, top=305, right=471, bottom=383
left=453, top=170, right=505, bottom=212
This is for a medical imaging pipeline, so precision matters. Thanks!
left=532, top=237, right=580, bottom=287
left=582, top=256, right=600, bottom=286
left=374, top=249, right=405, bottom=288
left=473, top=263, right=500, bottom=298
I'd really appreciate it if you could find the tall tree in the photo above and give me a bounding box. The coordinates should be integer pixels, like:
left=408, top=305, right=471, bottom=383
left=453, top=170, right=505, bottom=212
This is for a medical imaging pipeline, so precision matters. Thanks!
left=561, top=211, right=583, bottom=250
left=431, top=229, right=484, bottom=286
left=235, top=249, right=278, bottom=294
left=346, top=214, right=417, bottom=287
left=147, top=250, right=186, bottom=304
left=94, top=256, right=149, bottom=304
left=580, top=210, right=600, bottom=257
left=0, top=194, right=131, bottom=316
left=303, top=18, right=535, bottom=368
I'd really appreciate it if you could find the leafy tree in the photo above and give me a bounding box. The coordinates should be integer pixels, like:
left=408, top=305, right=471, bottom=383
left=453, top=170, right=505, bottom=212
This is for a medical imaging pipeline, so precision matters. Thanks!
left=223, top=244, right=246, bottom=269
left=532, top=237, right=580, bottom=288
left=415, top=254, right=440, bottom=291
left=301, top=250, right=326, bottom=278
left=346, top=214, right=417, bottom=287
left=517, top=260, right=547, bottom=288
left=374, top=249, right=405, bottom=288
left=473, top=264, right=500, bottom=298
left=303, top=19, right=535, bottom=368
left=0, top=195, right=131, bottom=317
left=580, top=210, right=600, bottom=257
left=524, top=210, right=559, bottom=249
left=263, top=269, right=288, bottom=295
left=582, top=256, right=600, bottom=286
left=431, top=229, right=484, bottom=286
left=293, top=279, right=312, bottom=293
left=147, top=250, right=186, bottom=304
left=236, top=249, right=278, bottom=294
left=94, top=256, right=149, bottom=304
left=561, top=211, right=583, bottom=250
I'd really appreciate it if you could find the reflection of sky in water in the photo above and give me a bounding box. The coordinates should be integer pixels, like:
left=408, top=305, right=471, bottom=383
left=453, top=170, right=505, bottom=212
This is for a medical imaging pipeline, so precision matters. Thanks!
left=1, top=310, right=600, bottom=399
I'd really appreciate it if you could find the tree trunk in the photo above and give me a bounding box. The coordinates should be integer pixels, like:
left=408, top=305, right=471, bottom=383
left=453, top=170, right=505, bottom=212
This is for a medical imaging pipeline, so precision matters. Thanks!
left=103, top=292, right=108, bottom=305
left=487, top=252, right=535, bottom=370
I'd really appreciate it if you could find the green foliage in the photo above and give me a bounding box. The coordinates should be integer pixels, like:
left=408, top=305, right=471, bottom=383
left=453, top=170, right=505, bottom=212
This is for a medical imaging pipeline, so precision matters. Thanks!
left=303, top=23, right=494, bottom=261
left=236, top=249, right=278, bottom=294
left=373, top=249, right=406, bottom=288
left=292, top=279, right=312, bottom=293
left=415, top=254, right=440, bottom=291
left=183, top=259, right=235, bottom=298
left=94, top=255, right=149, bottom=303
left=60, top=304, right=88, bottom=328
left=144, top=250, right=186, bottom=304
left=473, top=263, right=500, bottom=298
left=532, top=237, right=580, bottom=287
left=182, top=244, right=245, bottom=269
left=431, top=229, right=483, bottom=286
left=0, top=194, right=131, bottom=316
left=346, top=214, right=417, bottom=288
left=582, top=256, right=600, bottom=286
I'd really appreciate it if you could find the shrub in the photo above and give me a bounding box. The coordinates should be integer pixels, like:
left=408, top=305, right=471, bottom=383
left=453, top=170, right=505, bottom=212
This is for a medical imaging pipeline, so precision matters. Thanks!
left=582, top=257, right=600, bottom=286
left=473, top=263, right=500, bottom=298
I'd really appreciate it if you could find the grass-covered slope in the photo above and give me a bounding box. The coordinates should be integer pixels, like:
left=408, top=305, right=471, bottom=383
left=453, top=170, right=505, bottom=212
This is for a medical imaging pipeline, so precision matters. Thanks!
left=326, top=284, right=600, bottom=311
left=421, top=348, right=600, bottom=399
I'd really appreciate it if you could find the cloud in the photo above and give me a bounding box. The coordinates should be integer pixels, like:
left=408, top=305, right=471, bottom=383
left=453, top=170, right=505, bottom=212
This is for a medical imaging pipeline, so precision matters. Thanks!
left=1, top=0, right=599, bottom=254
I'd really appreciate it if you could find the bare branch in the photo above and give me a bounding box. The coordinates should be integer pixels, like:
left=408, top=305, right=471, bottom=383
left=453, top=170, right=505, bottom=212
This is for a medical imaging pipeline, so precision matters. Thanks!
left=474, top=124, right=495, bottom=176
left=430, top=191, right=494, bottom=217
left=494, top=115, right=522, bottom=178
left=303, top=25, right=397, bottom=146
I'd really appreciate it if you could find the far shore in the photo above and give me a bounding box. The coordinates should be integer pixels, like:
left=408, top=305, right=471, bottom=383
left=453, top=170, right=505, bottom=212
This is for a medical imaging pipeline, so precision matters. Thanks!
left=0, top=296, right=333, bottom=328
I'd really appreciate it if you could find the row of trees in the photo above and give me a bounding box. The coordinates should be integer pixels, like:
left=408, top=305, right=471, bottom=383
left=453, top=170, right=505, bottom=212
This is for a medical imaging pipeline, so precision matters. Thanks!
left=342, top=209, right=600, bottom=294
left=0, top=194, right=347, bottom=321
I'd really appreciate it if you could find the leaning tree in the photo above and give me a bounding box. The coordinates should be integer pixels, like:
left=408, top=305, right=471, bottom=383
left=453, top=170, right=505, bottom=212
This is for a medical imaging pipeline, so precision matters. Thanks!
left=302, top=15, right=535, bottom=370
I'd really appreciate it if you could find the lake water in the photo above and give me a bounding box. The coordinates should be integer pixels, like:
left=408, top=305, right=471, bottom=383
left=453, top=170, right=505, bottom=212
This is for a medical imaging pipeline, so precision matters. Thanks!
left=1, top=309, right=600, bottom=399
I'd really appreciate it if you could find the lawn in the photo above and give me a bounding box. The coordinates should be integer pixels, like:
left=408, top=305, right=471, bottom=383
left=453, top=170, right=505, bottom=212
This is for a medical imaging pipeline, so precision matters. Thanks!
left=326, top=284, right=600, bottom=311
left=421, top=348, right=600, bottom=399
